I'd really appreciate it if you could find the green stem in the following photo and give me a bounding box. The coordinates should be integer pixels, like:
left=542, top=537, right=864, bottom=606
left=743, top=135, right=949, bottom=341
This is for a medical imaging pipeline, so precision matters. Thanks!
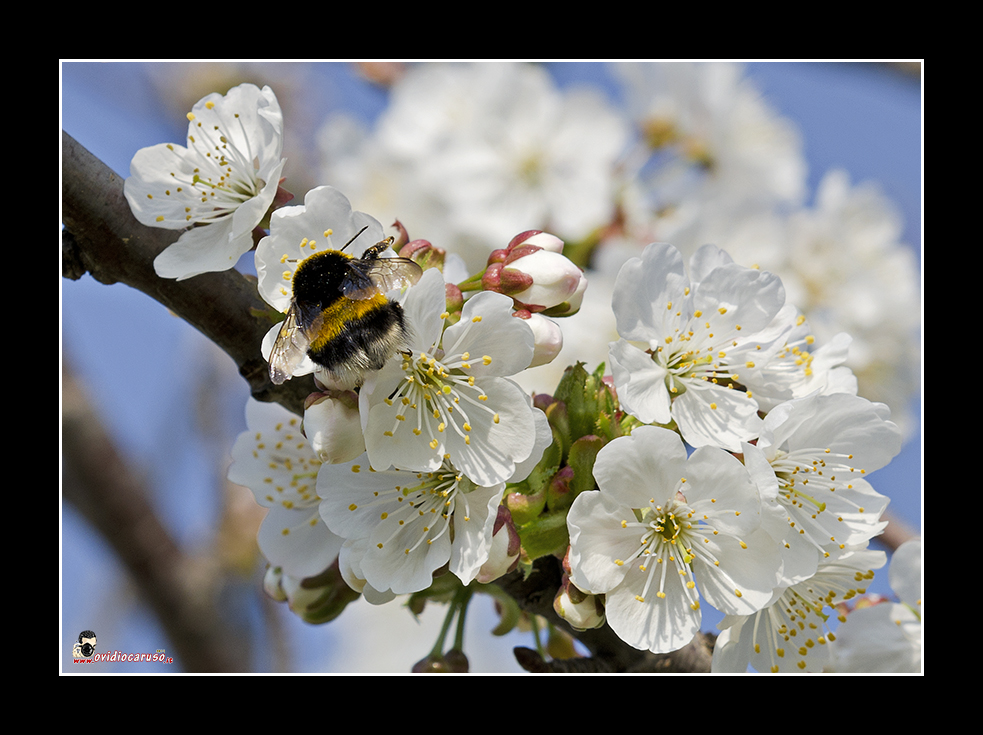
left=456, top=270, right=486, bottom=292
left=530, top=614, right=545, bottom=658
left=430, top=598, right=458, bottom=658
left=452, top=586, right=474, bottom=651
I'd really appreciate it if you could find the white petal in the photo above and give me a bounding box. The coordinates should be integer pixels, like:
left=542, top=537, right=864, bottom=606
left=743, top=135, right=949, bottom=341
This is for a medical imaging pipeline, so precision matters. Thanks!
left=691, top=262, right=785, bottom=336
left=890, top=539, right=922, bottom=609
left=684, top=445, right=762, bottom=537
left=449, top=486, right=503, bottom=584
left=671, top=381, right=762, bottom=452
left=401, top=267, right=448, bottom=350
left=566, top=490, right=637, bottom=594
left=608, top=339, right=671, bottom=425
left=442, top=290, right=535, bottom=377
left=695, top=527, right=783, bottom=617
left=152, top=218, right=246, bottom=281
left=258, top=506, right=342, bottom=579
left=591, top=426, right=687, bottom=509
left=603, top=568, right=701, bottom=654
left=612, top=242, right=690, bottom=342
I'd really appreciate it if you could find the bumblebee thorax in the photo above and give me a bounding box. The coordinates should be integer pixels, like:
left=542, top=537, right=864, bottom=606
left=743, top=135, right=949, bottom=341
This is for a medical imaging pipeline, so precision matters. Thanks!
left=291, top=249, right=354, bottom=307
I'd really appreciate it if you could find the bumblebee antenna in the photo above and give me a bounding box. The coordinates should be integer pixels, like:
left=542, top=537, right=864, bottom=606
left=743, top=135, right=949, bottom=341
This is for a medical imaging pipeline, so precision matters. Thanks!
left=341, top=226, right=370, bottom=252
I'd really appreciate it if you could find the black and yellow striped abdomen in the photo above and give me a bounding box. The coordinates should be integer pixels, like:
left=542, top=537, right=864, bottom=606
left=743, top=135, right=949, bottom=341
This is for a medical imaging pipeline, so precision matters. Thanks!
left=290, top=248, right=410, bottom=385
left=308, top=292, right=407, bottom=374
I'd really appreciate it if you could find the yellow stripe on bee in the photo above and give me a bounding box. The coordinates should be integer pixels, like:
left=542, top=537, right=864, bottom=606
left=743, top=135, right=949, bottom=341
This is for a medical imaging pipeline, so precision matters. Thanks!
left=308, top=294, right=390, bottom=351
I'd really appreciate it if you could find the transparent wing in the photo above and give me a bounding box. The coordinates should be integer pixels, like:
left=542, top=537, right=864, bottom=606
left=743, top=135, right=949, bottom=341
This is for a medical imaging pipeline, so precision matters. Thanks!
left=342, top=256, right=424, bottom=300
left=268, top=302, right=322, bottom=385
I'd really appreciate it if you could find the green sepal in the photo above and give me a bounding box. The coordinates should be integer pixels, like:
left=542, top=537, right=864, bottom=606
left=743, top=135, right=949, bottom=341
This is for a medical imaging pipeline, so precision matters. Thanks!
left=567, top=434, right=605, bottom=496
left=517, top=508, right=570, bottom=562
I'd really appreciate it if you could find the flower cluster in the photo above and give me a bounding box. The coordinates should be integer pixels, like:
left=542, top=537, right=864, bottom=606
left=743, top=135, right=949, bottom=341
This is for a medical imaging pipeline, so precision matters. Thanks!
left=557, top=241, right=902, bottom=670
left=224, top=177, right=569, bottom=623
left=314, top=62, right=918, bottom=434
left=124, top=71, right=915, bottom=673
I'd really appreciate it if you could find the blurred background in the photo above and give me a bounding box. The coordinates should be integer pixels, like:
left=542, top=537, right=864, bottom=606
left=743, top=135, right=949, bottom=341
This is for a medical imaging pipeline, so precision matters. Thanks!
left=61, top=61, right=921, bottom=673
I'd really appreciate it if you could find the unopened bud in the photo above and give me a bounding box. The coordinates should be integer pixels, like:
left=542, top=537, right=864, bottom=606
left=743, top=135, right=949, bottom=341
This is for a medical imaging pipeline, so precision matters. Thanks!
left=263, top=565, right=288, bottom=602
left=513, top=311, right=563, bottom=368
left=481, top=260, right=534, bottom=296
left=553, top=547, right=605, bottom=631
left=304, top=390, right=365, bottom=464
left=412, top=649, right=469, bottom=673
left=503, top=248, right=586, bottom=312
left=399, top=238, right=446, bottom=270
left=278, top=561, right=361, bottom=625
left=547, top=465, right=576, bottom=511
left=553, top=584, right=605, bottom=632
left=476, top=505, right=521, bottom=583
left=540, top=271, right=587, bottom=317
left=444, top=282, right=465, bottom=318
left=506, top=485, right=547, bottom=526
left=506, top=229, right=565, bottom=254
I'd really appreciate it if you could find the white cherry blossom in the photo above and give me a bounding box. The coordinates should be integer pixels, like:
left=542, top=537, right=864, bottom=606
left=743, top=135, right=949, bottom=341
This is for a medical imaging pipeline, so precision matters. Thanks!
left=318, top=458, right=504, bottom=596
left=124, top=83, right=285, bottom=280
left=567, top=425, right=782, bottom=654
left=608, top=241, right=787, bottom=451
left=712, top=546, right=886, bottom=673
left=360, top=268, right=541, bottom=486
left=227, top=399, right=341, bottom=579
left=742, top=392, right=901, bottom=560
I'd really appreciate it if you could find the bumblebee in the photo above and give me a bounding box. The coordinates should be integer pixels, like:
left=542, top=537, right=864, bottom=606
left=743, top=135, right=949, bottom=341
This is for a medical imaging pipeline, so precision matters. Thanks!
left=269, top=228, right=423, bottom=388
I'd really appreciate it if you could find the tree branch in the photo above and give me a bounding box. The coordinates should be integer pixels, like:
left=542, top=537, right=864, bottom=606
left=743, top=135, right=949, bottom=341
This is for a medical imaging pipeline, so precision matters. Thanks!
left=62, top=360, right=248, bottom=672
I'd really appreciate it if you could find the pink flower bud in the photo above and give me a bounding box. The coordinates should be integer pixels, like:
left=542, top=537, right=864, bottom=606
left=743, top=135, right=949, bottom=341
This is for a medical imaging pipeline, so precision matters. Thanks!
left=481, top=261, right=534, bottom=296
left=504, top=249, right=586, bottom=311
left=507, top=230, right=565, bottom=254
left=398, top=238, right=446, bottom=270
